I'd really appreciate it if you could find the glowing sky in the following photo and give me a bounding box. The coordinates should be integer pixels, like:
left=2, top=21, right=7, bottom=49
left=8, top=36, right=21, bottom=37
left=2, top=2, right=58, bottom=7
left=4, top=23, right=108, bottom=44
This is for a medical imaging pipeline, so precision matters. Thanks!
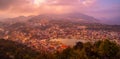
left=0, top=0, right=120, bottom=22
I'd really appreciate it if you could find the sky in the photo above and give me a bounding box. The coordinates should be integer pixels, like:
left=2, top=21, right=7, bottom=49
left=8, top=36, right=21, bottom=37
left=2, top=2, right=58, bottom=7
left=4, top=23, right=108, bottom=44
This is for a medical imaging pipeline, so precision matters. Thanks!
left=0, top=0, right=120, bottom=24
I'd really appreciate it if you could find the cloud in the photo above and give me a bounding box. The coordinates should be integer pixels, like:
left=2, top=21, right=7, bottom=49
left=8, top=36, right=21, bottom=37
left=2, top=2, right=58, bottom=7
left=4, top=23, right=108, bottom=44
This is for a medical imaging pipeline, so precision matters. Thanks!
left=82, top=0, right=96, bottom=6
left=45, top=0, right=79, bottom=5
left=0, top=0, right=97, bottom=17
left=0, top=0, right=30, bottom=10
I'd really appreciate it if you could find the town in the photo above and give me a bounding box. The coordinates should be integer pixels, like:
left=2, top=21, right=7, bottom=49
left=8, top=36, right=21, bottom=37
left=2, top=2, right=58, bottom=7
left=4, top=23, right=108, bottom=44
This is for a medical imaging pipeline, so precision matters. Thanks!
left=0, top=19, right=120, bottom=52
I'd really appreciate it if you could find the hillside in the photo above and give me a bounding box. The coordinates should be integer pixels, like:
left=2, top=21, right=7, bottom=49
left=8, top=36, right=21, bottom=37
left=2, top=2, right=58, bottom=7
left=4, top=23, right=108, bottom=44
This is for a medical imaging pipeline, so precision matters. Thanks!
left=0, top=39, right=40, bottom=59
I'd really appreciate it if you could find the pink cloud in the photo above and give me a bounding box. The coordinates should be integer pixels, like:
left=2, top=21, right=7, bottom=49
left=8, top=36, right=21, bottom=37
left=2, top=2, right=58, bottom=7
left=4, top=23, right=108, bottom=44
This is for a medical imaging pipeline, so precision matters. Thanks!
left=0, top=0, right=97, bottom=17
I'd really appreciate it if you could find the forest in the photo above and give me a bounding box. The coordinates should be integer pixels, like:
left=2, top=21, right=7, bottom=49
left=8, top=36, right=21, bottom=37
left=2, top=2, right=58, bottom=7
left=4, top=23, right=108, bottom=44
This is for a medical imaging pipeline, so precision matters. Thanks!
left=0, top=39, right=120, bottom=59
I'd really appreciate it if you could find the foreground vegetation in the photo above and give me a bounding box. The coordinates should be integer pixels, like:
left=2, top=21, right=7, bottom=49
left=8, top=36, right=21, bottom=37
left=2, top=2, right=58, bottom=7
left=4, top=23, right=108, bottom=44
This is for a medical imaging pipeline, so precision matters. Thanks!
left=0, top=39, right=120, bottom=59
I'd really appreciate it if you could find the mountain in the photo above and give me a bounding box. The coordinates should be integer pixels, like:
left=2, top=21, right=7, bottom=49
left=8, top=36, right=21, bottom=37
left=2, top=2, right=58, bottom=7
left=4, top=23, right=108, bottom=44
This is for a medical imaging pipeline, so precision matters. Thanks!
left=28, top=13, right=99, bottom=24
left=62, top=13, right=99, bottom=23
left=0, top=16, right=32, bottom=24
left=0, top=13, right=99, bottom=24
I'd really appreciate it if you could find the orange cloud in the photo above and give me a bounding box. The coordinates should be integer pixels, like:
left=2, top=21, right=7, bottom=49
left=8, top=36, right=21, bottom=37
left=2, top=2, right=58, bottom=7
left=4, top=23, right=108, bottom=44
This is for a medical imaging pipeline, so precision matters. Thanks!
left=0, top=0, right=97, bottom=17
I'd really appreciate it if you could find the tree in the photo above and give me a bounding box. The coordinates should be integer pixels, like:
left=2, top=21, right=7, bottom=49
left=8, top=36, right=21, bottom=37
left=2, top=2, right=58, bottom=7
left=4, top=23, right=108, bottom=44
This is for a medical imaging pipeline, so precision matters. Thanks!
left=74, top=41, right=83, bottom=49
left=98, top=40, right=120, bottom=59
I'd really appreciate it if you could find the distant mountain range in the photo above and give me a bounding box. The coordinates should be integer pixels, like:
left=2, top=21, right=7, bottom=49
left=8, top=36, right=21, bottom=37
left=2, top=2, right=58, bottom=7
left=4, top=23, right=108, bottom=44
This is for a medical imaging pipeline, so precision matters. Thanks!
left=0, top=13, right=99, bottom=24
left=0, top=13, right=119, bottom=25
